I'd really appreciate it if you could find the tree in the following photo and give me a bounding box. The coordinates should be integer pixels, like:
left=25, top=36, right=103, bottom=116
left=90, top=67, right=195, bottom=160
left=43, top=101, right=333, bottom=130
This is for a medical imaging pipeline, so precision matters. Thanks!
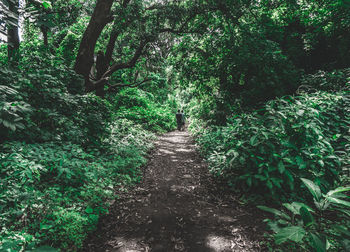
left=0, top=0, right=20, bottom=64
left=24, top=0, right=53, bottom=46
left=74, top=0, right=206, bottom=97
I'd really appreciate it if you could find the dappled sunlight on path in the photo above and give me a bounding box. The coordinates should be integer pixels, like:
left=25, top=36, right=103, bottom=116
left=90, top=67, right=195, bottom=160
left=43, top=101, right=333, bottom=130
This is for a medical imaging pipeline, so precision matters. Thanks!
left=83, top=131, right=264, bottom=252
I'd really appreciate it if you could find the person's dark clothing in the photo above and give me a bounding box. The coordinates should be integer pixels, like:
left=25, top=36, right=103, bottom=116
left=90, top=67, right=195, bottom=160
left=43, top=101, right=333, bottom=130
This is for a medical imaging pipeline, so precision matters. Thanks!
left=181, top=113, right=185, bottom=130
left=176, top=112, right=182, bottom=130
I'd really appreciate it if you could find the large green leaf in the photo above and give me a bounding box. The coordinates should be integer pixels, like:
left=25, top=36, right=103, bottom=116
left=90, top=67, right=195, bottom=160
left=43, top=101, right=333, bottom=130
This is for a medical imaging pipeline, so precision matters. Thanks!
left=257, top=205, right=291, bottom=220
left=326, top=187, right=350, bottom=197
left=283, top=203, right=299, bottom=215
left=278, top=161, right=285, bottom=174
left=42, top=1, right=52, bottom=9
left=250, top=135, right=258, bottom=146
left=326, top=197, right=350, bottom=208
left=331, top=208, right=350, bottom=217
left=301, top=178, right=322, bottom=201
left=310, top=233, right=326, bottom=252
left=332, top=225, right=350, bottom=237
left=300, top=206, right=314, bottom=227
left=275, top=226, right=306, bottom=244
left=85, top=206, right=93, bottom=214
left=292, top=202, right=314, bottom=213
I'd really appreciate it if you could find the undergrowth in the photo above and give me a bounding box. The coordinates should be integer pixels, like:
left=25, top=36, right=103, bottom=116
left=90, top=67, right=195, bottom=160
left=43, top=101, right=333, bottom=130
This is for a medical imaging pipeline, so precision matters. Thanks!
left=0, top=120, right=155, bottom=251
left=188, top=71, right=350, bottom=251
left=0, top=55, right=174, bottom=251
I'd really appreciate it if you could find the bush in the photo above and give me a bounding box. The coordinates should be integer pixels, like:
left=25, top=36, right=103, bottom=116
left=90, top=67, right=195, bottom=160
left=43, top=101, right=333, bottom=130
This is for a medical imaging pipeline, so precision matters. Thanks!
left=0, top=120, right=155, bottom=251
left=0, top=38, right=174, bottom=251
left=192, top=91, right=350, bottom=199
left=258, top=179, right=350, bottom=251
left=114, top=88, right=176, bottom=132
left=0, top=62, right=114, bottom=145
left=44, top=208, right=91, bottom=251
left=0, top=70, right=32, bottom=142
left=0, top=49, right=172, bottom=250
left=301, top=68, right=350, bottom=92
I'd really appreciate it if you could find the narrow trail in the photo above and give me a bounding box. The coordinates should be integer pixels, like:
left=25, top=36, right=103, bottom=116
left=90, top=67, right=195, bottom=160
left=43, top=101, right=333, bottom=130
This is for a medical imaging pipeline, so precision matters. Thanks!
left=84, top=131, right=265, bottom=252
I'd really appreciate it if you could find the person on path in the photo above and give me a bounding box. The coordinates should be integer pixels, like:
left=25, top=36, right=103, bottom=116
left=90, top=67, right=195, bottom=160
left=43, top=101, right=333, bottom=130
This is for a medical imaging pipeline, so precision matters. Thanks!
left=181, top=110, right=186, bottom=131
left=176, top=109, right=183, bottom=131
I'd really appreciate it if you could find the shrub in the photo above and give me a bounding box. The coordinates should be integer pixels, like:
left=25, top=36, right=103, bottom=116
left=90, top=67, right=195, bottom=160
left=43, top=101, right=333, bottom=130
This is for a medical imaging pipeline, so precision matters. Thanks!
left=0, top=120, right=155, bottom=251
left=301, top=68, right=350, bottom=92
left=258, top=179, right=350, bottom=251
left=114, top=88, right=176, bottom=132
left=192, top=91, right=350, bottom=199
left=44, top=208, right=90, bottom=251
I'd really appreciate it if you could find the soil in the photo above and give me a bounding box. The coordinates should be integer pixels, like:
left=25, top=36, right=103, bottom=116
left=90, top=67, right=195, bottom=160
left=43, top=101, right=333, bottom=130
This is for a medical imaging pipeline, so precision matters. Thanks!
left=83, top=130, right=266, bottom=252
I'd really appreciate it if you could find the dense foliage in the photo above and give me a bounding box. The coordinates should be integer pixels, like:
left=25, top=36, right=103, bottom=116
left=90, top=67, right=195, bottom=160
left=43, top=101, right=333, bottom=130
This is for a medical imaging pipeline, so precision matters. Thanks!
left=168, top=1, right=350, bottom=250
left=191, top=88, right=349, bottom=195
left=1, top=0, right=349, bottom=251
left=0, top=51, right=174, bottom=250
left=0, top=122, right=153, bottom=250
left=0, top=2, right=176, bottom=247
left=185, top=69, right=350, bottom=251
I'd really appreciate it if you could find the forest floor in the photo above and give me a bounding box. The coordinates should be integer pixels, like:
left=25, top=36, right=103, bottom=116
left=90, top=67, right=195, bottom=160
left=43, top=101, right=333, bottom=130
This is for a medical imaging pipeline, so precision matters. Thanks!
left=83, top=130, right=266, bottom=252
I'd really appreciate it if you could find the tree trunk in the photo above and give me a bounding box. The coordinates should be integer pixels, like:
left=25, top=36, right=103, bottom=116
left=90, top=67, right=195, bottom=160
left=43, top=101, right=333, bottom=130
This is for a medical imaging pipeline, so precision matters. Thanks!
left=95, top=51, right=108, bottom=97
left=74, top=0, right=114, bottom=91
left=7, top=0, right=20, bottom=65
left=41, top=25, right=48, bottom=46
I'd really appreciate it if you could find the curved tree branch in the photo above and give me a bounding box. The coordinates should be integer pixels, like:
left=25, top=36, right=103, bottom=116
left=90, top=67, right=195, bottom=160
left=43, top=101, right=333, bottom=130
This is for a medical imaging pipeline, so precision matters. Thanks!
left=107, top=77, right=153, bottom=92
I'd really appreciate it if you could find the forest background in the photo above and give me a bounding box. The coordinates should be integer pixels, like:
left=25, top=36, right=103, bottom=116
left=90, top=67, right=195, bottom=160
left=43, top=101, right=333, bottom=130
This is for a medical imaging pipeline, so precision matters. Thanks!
left=0, top=0, right=349, bottom=251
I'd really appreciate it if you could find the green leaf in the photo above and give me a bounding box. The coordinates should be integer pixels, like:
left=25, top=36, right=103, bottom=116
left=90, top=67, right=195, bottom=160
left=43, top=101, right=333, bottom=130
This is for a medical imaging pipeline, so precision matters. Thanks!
left=318, top=160, right=324, bottom=167
left=283, top=202, right=314, bottom=215
left=301, top=178, right=322, bottom=201
left=326, top=197, right=350, bottom=208
left=284, top=170, right=294, bottom=189
left=278, top=161, right=285, bottom=174
left=310, top=233, right=326, bottom=252
left=275, top=226, right=306, bottom=244
left=266, top=180, right=273, bottom=189
left=332, top=225, right=350, bottom=237
left=246, top=177, right=252, bottom=187
left=314, top=199, right=330, bottom=211
left=257, top=205, right=291, bottom=220
left=332, top=208, right=350, bottom=217
left=296, top=155, right=306, bottom=169
left=40, top=223, right=52, bottom=230
left=9, top=123, right=16, bottom=131
left=85, top=206, right=93, bottom=214
left=250, top=135, right=258, bottom=146
left=326, top=187, right=350, bottom=197
left=300, top=206, right=314, bottom=227
left=292, top=202, right=315, bottom=213
left=296, top=109, right=305, bottom=116
left=282, top=203, right=297, bottom=215
left=42, top=1, right=52, bottom=9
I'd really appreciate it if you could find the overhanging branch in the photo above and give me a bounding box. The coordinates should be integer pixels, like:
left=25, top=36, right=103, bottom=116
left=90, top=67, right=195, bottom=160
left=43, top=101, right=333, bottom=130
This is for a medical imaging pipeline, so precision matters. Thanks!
left=102, top=39, right=150, bottom=79
left=107, top=77, right=153, bottom=92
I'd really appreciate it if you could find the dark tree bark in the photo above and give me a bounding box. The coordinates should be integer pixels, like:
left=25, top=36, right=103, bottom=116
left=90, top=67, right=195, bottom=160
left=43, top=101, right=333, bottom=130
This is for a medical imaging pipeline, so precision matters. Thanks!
left=95, top=51, right=108, bottom=97
left=26, top=0, right=51, bottom=47
left=103, top=30, right=118, bottom=71
left=40, top=25, right=48, bottom=46
left=86, top=39, right=150, bottom=95
left=74, top=0, right=114, bottom=91
left=7, top=0, right=20, bottom=65
left=102, top=39, right=149, bottom=79
left=74, top=0, right=202, bottom=97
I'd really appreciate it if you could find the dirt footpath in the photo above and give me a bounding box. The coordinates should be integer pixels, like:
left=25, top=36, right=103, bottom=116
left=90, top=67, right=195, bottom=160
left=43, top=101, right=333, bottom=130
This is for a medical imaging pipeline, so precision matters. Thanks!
left=83, top=131, right=265, bottom=252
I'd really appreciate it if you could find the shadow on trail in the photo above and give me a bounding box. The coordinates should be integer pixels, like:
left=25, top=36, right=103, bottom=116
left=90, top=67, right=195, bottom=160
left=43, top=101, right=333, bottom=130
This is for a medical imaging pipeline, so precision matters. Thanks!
left=83, top=131, right=264, bottom=252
